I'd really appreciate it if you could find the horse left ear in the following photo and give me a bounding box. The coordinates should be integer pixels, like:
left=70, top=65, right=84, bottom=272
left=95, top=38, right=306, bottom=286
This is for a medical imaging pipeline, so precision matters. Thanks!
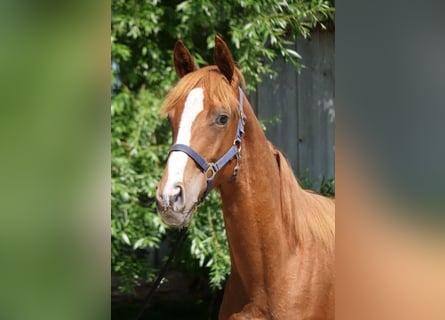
left=214, top=35, right=235, bottom=83
left=174, top=40, right=198, bottom=78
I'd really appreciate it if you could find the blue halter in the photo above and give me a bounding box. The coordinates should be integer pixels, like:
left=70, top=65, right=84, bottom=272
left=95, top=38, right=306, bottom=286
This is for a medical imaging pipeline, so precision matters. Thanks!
left=168, top=86, right=247, bottom=202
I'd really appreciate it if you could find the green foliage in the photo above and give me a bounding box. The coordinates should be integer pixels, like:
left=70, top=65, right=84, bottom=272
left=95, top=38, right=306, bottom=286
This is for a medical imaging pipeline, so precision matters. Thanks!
left=189, top=193, right=230, bottom=289
left=111, top=87, right=171, bottom=291
left=320, top=177, right=335, bottom=197
left=298, top=170, right=335, bottom=197
left=111, top=0, right=334, bottom=292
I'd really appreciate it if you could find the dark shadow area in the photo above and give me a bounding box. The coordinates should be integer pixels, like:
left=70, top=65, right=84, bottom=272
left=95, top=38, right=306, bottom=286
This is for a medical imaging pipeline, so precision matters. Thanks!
left=112, top=270, right=224, bottom=319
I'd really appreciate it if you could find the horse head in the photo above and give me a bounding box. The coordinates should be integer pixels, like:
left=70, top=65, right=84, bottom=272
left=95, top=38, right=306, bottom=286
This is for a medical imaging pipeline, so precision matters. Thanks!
left=156, top=36, right=246, bottom=227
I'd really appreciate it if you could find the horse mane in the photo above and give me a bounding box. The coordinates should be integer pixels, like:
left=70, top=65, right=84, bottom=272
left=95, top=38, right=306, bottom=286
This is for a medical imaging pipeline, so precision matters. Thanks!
left=161, top=66, right=245, bottom=116
left=271, top=145, right=335, bottom=251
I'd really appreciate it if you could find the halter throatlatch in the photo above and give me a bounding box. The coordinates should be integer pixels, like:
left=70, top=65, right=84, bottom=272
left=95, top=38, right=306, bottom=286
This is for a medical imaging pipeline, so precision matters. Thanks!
left=168, top=86, right=247, bottom=203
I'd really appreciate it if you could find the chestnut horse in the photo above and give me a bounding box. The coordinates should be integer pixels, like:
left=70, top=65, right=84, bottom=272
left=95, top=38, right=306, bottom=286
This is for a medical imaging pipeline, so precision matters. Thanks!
left=156, top=36, right=335, bottom=320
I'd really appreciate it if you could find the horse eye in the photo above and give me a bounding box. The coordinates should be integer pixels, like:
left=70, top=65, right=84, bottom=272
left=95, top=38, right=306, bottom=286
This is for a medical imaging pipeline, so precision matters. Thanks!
left=215, top=113, right=229, bottom=126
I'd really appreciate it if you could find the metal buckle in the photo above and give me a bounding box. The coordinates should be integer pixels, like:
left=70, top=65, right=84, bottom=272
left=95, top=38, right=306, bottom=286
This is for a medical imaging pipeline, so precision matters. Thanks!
left=232, top=152, right=240, bottom=178
left=241, top=112, right=247, bottom=125
left=204, top=163, right=217, bottom=180
left=231, top=140, right=242, bottom=179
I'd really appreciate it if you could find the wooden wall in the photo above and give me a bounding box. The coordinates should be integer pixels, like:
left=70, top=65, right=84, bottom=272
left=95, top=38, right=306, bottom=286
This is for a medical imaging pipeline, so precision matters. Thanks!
left=249, top=29, right=335, bottom=188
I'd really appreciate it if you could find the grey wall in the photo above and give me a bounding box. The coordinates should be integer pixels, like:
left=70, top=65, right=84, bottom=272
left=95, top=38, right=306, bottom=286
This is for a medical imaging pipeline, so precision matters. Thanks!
left=249, top=29, right=335, bottom=188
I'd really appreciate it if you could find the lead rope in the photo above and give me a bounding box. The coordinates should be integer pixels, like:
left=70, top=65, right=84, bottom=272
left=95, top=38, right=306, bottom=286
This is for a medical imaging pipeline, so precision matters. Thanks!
left=134, top=227, right=188, bottom=320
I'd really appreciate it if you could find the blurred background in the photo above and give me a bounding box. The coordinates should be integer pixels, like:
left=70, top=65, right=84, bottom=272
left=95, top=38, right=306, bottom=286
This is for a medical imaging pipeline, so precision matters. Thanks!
left=0, top=0, right=109, bottom=319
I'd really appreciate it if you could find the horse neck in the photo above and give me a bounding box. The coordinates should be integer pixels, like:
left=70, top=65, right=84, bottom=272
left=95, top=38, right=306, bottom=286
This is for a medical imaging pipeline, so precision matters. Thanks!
left=219, top=99, right=294, bottom=280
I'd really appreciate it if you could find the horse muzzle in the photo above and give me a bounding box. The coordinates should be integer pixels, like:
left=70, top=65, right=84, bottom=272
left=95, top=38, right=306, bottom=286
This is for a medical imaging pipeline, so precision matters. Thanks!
left=156, top=184, right=195, bottom=227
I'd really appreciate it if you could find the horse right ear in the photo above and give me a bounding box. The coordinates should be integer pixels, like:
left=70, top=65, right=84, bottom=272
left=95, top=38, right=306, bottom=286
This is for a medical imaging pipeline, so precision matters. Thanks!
left=214, top=35, right=235, bottom=83
left=173, top=40, right=198, bottom=78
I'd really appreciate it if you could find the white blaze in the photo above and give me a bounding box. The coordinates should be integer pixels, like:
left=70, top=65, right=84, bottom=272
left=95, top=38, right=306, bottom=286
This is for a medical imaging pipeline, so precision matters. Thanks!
left=163, top=88, right=204, bottom=198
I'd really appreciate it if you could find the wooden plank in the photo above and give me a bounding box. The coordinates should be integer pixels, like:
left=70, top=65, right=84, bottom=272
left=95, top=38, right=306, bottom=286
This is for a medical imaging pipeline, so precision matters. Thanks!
left=256, top=41, right=299, bottom=172
left=296, top=30, right=335, bottom=186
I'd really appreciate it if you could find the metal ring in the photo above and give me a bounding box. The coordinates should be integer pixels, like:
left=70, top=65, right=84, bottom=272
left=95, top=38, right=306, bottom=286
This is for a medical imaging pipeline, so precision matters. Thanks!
left=204, top=163, right=217, bottom=180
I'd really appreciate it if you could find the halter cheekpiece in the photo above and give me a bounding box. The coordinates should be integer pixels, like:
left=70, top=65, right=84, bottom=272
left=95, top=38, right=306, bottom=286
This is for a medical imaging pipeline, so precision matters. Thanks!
left=168, top=86, right=247, bottom=203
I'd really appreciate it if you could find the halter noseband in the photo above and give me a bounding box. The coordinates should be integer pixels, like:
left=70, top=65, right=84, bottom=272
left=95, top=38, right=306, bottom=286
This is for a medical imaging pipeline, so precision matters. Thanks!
left=168, top=86, right=247, bottom=203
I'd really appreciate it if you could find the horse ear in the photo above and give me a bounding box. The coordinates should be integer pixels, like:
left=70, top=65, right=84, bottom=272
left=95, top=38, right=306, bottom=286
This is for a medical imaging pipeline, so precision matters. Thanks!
left=214, top=35, right=235, bottom=83
left=173, top=40, right=198, bottom=78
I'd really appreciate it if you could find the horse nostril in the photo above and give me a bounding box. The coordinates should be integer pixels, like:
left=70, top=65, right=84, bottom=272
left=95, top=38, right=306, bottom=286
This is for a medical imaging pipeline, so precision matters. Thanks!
left=172, top=187, right=180, bottom=202
left=169, top=184, right=184, bottom=207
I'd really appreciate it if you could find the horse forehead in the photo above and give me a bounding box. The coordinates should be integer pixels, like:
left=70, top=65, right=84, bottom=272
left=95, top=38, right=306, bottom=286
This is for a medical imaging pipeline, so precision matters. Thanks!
left=182, top=87, right=204, bottom=118
left=174, top=87, right=205, bottom=136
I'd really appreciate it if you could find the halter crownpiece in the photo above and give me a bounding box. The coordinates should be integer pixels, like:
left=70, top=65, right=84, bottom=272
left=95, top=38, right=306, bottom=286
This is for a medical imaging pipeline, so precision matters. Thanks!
left=168, top=86, right=247, bottom=203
